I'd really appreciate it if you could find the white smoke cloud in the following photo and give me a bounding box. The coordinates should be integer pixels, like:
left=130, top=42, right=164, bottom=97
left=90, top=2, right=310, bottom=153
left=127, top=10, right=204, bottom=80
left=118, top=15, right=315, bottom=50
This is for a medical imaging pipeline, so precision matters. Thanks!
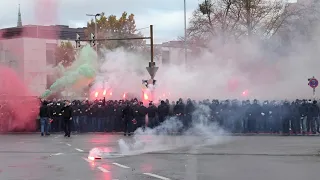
left=88, top=2, right=320, bottom=102
left=116, top=103, right=229, bottom=156
left=87, top=103, right=230, bottom=158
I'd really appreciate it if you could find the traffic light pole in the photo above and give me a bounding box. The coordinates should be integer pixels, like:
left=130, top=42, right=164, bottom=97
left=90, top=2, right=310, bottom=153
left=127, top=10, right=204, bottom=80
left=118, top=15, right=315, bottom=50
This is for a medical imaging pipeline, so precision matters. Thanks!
left=75, top=25, right=158, bottom=101
left=313, top=88, right=315, bottom=99
left=75, top=25, right=158, bottom=80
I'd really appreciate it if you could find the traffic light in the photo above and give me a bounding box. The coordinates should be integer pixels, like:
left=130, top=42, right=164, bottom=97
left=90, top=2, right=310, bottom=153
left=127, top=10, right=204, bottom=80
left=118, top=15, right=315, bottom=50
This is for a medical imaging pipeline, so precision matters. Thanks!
left=75, top=33, right=81, bottom=48
left=142, top=80, right=148, bottom=88
left=90, top=33, right=95, bottom=47
left=142, top=79, right=156, bottom=88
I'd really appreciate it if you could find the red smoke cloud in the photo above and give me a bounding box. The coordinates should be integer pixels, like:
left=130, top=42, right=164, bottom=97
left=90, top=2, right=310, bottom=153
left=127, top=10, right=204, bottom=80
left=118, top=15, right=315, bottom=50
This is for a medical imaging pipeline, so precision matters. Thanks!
left=0, top=0, right=61, bottom=132
left=0, top=66, right=40, bottom=132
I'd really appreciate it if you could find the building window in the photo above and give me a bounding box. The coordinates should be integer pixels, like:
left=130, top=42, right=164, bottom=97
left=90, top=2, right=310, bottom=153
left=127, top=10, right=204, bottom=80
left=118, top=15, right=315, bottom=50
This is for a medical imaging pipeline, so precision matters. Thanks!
left=46, top=50, right=55, bottom=65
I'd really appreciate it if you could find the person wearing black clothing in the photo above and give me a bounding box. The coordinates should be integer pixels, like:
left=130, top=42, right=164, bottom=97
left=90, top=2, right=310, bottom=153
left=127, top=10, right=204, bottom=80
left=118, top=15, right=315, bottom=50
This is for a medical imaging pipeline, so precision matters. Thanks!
left=137, top=102, right=147, bottom=130
left=158, top=100, right=169, bottom=124
left=185, top=99, right=195, bottom=129
left=281, top=101, right=291, bottom=134
left=132, top=102, right=140, bottom=132
left=246, top=99, right=262, bottom=133
left=39, top=100, right=50, bottom=136
left=307, top=100, right=319, bottom=134
left=61, top=100, right=73, bottom=137
left=147, top=102, right=158, bottom=128
left=122, top=102, right=135, bottom=136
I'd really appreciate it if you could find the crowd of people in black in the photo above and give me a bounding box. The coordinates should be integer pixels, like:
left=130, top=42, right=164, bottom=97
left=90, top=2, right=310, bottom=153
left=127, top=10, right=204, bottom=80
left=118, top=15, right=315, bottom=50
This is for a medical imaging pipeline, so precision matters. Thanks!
left=38, top=98, right=320, bottom=137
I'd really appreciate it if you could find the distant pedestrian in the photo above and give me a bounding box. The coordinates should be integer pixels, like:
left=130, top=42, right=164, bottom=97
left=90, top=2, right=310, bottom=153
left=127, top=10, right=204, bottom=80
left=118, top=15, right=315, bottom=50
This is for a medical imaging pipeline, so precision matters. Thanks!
left=62, top=100, right=73, bottom=137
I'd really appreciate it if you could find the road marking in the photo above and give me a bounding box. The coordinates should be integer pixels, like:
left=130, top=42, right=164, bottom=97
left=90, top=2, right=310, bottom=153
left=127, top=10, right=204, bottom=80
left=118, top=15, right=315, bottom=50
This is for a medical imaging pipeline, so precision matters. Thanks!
left=97, top=166, right=110, bottom=173
left=75, top=148, right=84, bottom=152
left=66, top=143, right=71, bottom=146
left=112, top=163, right=130, bottom=169
left=82, top=157, right=90, bottom=163
left=50, top=153, right=64, bottom=156
left=143, top=173, right=171, bottom=180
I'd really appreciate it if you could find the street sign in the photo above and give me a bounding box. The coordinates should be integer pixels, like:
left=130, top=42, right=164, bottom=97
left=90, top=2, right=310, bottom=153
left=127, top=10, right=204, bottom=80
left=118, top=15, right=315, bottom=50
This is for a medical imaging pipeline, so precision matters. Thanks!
left=146, top=66, right=159, bottom=78
left=308, top=78, right=318, bottom=88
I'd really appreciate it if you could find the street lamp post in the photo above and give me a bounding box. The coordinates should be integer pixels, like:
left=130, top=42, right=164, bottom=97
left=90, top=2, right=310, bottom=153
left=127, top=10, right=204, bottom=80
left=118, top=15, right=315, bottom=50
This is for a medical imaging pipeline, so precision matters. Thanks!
left=184, top=0, right=187, bottom=66
left=86, top=12, right=104, bottom=53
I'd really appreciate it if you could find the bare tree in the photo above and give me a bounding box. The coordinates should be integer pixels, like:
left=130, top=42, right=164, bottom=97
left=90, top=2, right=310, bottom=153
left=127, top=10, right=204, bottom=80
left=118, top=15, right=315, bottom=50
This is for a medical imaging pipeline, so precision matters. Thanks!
left=188, top=0, right=242, bottom=43
left=187, top=0, right=305, bottom=43
left=275, top=1, right=320, bottom=44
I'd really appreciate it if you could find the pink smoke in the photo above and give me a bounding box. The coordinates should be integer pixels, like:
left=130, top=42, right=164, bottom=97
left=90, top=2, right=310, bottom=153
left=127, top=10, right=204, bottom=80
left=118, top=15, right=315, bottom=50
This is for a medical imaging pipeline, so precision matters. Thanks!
left=0, top=66, right=40, bottom=132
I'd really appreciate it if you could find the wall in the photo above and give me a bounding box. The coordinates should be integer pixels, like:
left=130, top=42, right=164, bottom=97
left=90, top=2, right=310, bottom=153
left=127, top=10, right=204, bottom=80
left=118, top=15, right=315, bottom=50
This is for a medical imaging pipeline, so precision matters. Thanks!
left=0, top=38, right=24, bottom=75
left=23, top=38, right=48, bottom=95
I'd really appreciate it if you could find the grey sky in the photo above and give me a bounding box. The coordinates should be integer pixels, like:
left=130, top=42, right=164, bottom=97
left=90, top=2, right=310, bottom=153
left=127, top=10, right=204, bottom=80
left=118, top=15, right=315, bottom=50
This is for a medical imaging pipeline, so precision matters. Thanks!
left=0, top=0, right=200, bottom=43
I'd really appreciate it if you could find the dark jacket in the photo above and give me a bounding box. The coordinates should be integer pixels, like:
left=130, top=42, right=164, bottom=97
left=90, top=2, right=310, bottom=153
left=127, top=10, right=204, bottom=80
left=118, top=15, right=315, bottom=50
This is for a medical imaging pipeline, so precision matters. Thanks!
left=39, top=105, right=50, bottom=118
left=61, top=105, right=72, bottom=120
left=122, top=105, right=134, bottom=120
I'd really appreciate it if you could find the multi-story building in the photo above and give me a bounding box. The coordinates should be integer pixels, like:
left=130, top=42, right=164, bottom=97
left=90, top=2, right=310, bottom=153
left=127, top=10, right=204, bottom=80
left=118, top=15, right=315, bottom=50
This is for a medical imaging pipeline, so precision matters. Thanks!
left=0, top=6, right=86, bottom=95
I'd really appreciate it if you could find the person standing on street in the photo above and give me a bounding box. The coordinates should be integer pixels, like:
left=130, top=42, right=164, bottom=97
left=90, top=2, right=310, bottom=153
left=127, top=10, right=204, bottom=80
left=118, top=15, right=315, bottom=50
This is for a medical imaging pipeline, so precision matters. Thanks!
left=62, top=100, right=73, bottom=137
left=39, top=100, right=50, bottom=136
left=122, top=102, right=135, bottom=136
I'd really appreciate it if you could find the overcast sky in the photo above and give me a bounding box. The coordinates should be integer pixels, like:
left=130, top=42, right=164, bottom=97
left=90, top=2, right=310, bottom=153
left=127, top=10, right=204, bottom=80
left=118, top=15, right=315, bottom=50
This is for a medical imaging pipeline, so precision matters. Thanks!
left=0, top=0, right=200, bottom=43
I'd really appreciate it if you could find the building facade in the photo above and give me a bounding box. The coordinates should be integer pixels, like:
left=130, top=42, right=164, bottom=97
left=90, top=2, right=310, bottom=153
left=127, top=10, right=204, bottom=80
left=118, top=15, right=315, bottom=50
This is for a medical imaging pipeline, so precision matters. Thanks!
left=160, top=40, right=202, bottom=66
left=0, top=24, right=86, bottom=95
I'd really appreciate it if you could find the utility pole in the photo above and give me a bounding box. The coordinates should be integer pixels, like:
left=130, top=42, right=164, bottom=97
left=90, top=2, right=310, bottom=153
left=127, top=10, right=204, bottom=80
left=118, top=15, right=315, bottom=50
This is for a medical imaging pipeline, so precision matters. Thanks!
left=86, top=12, right=104, bottom=53
left=146, top=25, right=158, bottom=80
left=184, top=0, right=188, bottom=66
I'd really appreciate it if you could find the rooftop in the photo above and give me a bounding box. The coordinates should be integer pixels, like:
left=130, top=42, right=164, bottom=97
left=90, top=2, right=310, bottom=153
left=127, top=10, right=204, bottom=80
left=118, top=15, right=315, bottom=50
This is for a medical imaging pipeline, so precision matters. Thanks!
left=0, top=25, right=86, bottom=40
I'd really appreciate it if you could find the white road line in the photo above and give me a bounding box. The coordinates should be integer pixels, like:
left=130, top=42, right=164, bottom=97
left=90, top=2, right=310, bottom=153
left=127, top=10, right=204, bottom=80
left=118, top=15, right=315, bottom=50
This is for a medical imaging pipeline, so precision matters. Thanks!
left=82, top=157, right=90, bottom=163
left=97, top=166, right=110, bottom=173
left=143, top=173, right=171, bottom=180
left=75, top=148, right=84, bottom=152
left=112, top=163, right=130, bottom=169
left=66, top=143, right=71, bottom=146
left=50, top=153, right=64, bottom=156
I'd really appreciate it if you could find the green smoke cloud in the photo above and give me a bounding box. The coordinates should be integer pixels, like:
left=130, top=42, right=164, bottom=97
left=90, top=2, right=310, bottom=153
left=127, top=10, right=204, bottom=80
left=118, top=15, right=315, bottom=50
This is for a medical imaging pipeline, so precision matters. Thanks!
left=41, top=45, right=98, bottom=98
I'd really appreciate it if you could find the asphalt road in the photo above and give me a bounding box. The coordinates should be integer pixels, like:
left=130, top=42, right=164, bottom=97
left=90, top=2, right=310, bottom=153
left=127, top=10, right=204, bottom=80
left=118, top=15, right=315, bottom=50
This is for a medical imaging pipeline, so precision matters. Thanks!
left=0, top=134, right=319, bottom=180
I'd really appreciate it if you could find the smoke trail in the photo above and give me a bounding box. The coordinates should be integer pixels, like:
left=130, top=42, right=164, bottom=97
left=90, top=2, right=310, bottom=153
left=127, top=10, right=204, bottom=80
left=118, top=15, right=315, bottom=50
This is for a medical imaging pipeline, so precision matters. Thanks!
left=116, top=104, right=230, bottom=156
left=42, top=45, right=98, bottom=98
left=97, top=48, right=148, bottom=99
left=0, top=65, right=39, bottom=132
